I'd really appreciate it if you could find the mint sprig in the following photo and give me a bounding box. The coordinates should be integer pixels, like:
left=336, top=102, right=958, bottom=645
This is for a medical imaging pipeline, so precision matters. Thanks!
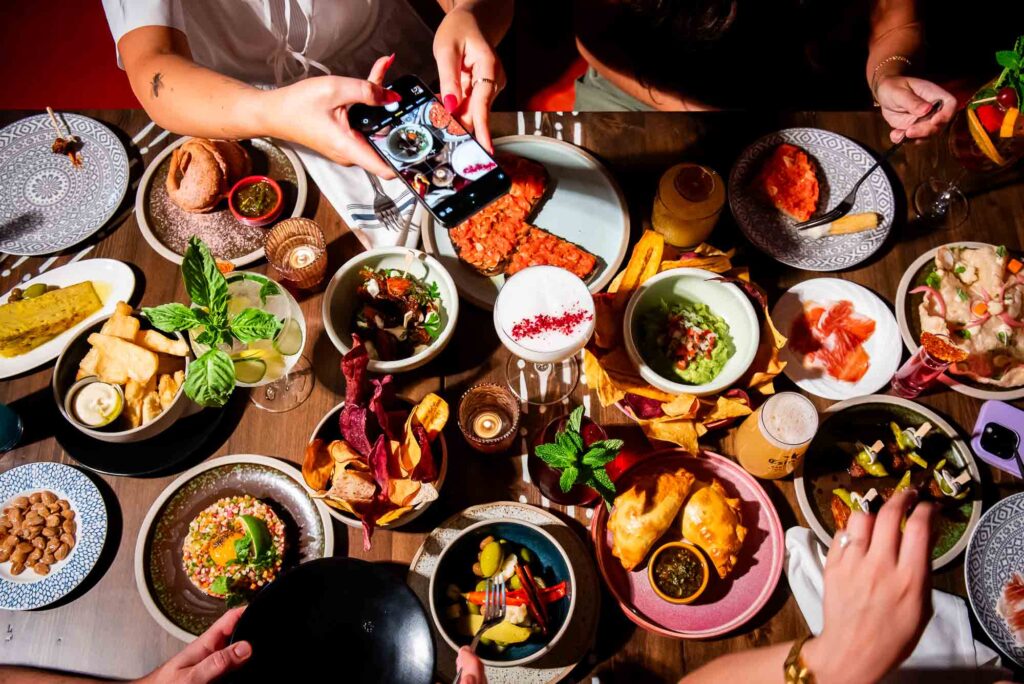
left=534, top=405, right=622, bottom=507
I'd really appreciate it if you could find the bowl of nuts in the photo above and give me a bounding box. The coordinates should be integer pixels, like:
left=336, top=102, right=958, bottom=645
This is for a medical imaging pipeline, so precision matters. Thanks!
left=0, top=462, right=108, bottom=610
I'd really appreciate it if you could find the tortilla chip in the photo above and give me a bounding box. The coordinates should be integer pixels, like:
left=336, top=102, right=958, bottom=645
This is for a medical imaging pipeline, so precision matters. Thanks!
left=640, top=418, right=700, bottom=454
left=610, top=230, right=664, bottom=294
left=302, top=439, right=335, bottom=491
left=702, top=395, right=752, bottom=423
left=661, top=394, right=700, bottom=418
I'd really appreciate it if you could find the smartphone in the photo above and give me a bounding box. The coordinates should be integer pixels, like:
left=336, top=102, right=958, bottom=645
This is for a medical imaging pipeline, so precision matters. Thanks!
left=349, top=74, right=510, bottom=228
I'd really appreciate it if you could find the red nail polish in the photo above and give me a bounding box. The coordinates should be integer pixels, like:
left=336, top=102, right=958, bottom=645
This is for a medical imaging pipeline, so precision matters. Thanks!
left=383, top=53, right=396, bottom=71
left=444, top=94, right=458, bottom=114
left=385, top=90, right=402, bottom=103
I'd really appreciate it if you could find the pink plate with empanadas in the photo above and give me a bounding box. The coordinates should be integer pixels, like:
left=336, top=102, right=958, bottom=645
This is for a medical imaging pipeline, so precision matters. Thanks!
left=590, top=449, right=783, bottom=638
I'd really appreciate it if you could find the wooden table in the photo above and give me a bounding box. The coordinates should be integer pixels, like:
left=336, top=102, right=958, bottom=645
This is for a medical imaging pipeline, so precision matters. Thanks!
left=1, top=110, right=1021, bottom=682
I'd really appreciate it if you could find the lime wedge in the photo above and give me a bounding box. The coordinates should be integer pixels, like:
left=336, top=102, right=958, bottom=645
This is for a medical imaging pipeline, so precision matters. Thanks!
left=227, top=295, right=253, bottom=318
left=233, top=358, right=267, bottom=384
left=273, top=317, right=303, bottom=356
left=238, top=515, right=272, bottom=557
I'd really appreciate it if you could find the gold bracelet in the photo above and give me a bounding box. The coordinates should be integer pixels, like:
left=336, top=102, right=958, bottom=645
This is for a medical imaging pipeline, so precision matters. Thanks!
left=871, top=54, right=913, bottom=104
left=784, top=635, right=817, bottom=684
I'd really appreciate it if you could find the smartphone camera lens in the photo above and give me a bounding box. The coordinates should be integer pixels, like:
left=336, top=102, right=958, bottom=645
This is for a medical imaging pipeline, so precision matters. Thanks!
left=384, top=101, right=400, bottom=113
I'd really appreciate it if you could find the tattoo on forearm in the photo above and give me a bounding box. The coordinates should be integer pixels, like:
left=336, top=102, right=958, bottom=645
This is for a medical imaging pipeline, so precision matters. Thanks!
left=151, top=73, right=164, bottom=99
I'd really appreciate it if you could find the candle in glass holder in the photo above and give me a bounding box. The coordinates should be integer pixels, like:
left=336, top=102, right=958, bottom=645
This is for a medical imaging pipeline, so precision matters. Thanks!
left=458, top=384, right=520, bottom=454
left=265, top=218, right=328, bottom=290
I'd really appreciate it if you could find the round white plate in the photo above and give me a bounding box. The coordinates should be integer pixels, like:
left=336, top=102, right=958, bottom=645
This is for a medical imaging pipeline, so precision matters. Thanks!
left=0, top=462, right=108, bottom=610
left=408, top=502, right=600, bottom=684
left=896, top=242, right=1024, bottom=401
left=966, top=492, right=1024, bottom=667
left=422, top=135, right=631, bottom=310
left=0, top=259, right=135, bottom=379
left=772, top=278, right=900, bottom=400
left=0, top=113, right=129, bottom=256
left=729, top=128, right=894, bottom=271
left=135, top=136, right=307, bottom=267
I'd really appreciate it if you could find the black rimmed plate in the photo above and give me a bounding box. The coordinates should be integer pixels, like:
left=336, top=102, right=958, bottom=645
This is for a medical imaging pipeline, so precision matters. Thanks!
left=227, top=556, right=434, bottom=683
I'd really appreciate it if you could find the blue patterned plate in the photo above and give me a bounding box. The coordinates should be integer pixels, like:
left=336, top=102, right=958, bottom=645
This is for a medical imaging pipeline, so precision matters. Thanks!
left=0, top=462, right=108, bottom=610
left=728, top=128, right=894, bottom=271
left=0, top=113, right=129, bottom=256
left=966, top=492, right=1024, bottom=667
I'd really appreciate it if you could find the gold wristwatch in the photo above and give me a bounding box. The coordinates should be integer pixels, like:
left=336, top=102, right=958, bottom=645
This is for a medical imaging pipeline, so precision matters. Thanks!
left=784, top=635, right=816, bottom=684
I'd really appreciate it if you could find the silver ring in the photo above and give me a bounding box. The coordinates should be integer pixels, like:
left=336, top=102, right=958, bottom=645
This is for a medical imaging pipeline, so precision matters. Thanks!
left=837, top=532, right=851, bottom=549
left=472, top=77, right=499, bottom=90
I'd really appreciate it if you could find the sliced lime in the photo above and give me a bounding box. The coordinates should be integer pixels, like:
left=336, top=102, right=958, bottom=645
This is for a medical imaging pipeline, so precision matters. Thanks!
left=227, top=294, right=252, bottom=318
left=233, top=358, right=267, bottom=384
left=273, top=317, right=303, bottom=356
left=238, top=515, right=272, bottom=557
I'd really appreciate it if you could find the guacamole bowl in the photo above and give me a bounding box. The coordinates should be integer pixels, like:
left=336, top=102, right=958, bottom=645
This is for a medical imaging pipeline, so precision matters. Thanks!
left=623, top=268, right=759, bottom=397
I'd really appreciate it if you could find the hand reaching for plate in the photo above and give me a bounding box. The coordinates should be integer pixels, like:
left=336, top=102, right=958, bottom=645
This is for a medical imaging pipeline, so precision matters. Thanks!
left=875, top=76, right=956, bottom=143
left=136, top=607, right=251, bottom=684
left=802, top=490, right=936, bottom=683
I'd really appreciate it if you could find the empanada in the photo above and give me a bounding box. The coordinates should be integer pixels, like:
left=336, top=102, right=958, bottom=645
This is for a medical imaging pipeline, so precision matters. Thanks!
left=682, top=479, right=747, bottom=579
left=608, top=466, right=695, bottom=571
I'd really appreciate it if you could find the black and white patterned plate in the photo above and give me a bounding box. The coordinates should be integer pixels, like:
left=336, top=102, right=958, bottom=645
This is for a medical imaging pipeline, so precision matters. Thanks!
left=0, top=113, right=129, bottom=256
left=728, top=127, right=894, bottom=271
left=966, top=492, right=1024, bottom=667
left=0, top=462, right=108, bottom=610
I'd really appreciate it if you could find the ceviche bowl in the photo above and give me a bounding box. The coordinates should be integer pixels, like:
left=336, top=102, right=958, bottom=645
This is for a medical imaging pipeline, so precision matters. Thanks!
left=623, top=267, right=759, bottom=397
left=323, top=247, right=459, bottom=373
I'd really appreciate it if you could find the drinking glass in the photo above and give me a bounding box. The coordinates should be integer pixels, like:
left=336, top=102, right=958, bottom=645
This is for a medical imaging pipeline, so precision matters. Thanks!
left=891, top=340, right=954, bottom=399
left=264, top=218, right=328, bottom=290
left=457, top=383, right=521, bottom=453
left=734, top=392, right=818, bottom=479
left=493, top=266, right=596, bottom=405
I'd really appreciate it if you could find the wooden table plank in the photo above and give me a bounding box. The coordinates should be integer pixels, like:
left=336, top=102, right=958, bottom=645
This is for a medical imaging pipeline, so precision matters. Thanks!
left=0, top=110, right=1021, bottom=681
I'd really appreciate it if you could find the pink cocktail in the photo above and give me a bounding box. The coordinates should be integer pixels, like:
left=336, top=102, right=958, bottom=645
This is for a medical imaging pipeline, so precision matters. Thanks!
left=891, top=333, right=967, bottom=398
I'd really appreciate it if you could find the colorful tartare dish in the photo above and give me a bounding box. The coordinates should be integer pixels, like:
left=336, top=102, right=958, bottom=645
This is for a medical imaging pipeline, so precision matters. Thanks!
left=443, top=535, right=570, bottom=653
left=912, top=244, right=1024, bottom=387
left=352, top=266, right=443, bottom=362
left=638, top=299, right=735, bottom=385
left=181, top=494, right=285, bottom=605
left=754, top=143, right=820, bottom=222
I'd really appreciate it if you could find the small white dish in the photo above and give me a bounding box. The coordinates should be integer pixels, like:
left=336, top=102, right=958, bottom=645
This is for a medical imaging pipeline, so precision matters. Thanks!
left=623, top=267, right=759, bottom=397
left=322, top=247, right=458, bottom=373
left=0, top=259, right=135, bottom=380
left=772, top=278, right=901, bottom=400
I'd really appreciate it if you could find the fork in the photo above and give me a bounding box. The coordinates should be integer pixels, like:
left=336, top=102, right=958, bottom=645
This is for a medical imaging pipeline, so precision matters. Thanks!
left=363, top=169, right=404, bottom=233
left=796, top=100, right=944, bottom=231
left=453, top=579, right=506, bottom=684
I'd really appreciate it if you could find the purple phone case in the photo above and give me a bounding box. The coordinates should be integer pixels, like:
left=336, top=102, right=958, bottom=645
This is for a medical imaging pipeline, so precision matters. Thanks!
left=971, top=400, right=1024, bottom=477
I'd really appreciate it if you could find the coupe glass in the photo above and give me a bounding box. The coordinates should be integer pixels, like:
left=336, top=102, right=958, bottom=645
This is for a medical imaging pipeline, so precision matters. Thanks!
left=493, top=266, right=596, bottom=405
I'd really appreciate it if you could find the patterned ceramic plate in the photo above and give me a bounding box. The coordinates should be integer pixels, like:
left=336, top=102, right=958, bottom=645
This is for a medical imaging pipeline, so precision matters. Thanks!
left=134, top=455, right=334, bottom=642
left=0, top=113, right=129, bottom=256
left=591, top=450, right=784, bottom=639
left=0, top=462, right=108, bottom=610
left=408, top=502, right=600, bottom=684
left=728, top=128, right=894, bottom=271
left=966, top=492, right=1024, bottom=667
left=135, top=136, right=307, bottom=267
left=772, top=278, right=901, bottom=400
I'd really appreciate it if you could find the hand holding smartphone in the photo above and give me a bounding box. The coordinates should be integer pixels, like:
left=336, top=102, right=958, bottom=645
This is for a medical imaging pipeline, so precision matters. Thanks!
left=348, top=75, right=510, bottom=227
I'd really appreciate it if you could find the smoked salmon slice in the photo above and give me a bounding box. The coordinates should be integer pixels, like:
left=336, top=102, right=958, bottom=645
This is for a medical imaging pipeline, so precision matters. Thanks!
left=789, top=300, right=876, bottom=383
left=999, top=572, right=1024, bottom=646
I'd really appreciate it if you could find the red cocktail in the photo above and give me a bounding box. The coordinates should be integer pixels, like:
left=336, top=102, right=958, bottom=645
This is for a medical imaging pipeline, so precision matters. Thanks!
left=529, top=415, right=607, bottom=506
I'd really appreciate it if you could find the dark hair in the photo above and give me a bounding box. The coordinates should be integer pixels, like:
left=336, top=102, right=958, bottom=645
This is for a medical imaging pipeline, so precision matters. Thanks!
left=615, top=0, right=738, bottom=52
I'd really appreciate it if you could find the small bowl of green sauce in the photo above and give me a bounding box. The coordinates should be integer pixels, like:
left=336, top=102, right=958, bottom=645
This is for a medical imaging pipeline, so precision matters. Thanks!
left=229, top=175, right=283, bottom=227
left=648, top=541, right=709, bottom=604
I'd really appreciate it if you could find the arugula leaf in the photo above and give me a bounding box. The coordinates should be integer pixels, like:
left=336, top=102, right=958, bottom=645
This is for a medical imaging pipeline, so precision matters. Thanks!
left=182, top=237, right=229, bottom=317
left=558, top=465, right=579, bottom=493
left=534, top=443, right=576, bottom=469
left=142, top=303, right=201, bottom=332
left=424, top=311, right=442, bottom=340
left=925, top=270, right=941, bottom=289
left=566, top=405, right=585, bottom=434
left=229, top=308, right=282, bottom=343
left=184, top=349, right=237, bottom=407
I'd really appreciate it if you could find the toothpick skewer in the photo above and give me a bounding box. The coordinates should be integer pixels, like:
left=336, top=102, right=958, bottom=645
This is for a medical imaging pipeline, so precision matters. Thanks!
left=45, top=106, right=81, bottom=167
left=46, top=106, right=65, bottom=138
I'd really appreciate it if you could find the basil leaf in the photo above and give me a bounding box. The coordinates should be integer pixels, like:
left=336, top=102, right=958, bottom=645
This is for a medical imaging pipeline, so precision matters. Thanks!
left=259, top=279, right=281, bottom=303
left=182, top=237, right=229, bottom=317
left=567, top=405, right=585, bottom=434
left=230, top=308, right=282, bottom=343
left=184, top=349, right=236, bottom=407
left=558, top=466, right=579, bottom=493
left=142, top=303, right=200, bottom=332
left=534, top=443, right=576, bottom=469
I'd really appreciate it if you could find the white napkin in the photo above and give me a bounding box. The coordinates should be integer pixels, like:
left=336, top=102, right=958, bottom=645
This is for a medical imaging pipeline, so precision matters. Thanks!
left=784, top=527, right=1003, bottom=671
left=288, top=144, right=426, bottom=250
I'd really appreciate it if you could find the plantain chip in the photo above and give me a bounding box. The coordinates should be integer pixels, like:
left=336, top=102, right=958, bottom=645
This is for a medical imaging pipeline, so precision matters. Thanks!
left=376, top=505, right=414, bottom=526
left=412, top=393, right=448, bottom=441
left=303, top=439, right=335, bottom=491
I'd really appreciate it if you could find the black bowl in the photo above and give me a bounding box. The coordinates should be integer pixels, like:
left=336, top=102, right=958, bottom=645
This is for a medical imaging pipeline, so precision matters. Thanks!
left=228, top=557, right=434, bottom=683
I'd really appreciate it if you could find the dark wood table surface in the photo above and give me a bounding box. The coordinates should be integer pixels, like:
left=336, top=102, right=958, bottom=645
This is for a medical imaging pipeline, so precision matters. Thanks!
left=0, top=110, right=1021, bottom=682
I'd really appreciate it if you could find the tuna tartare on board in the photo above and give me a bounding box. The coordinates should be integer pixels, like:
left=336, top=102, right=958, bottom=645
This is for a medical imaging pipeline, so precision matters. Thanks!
left=754, top=143, right=820, bottom=222
left=448, top=153, right=597, bottom=280
left=182, top=494, right=285, bottom=602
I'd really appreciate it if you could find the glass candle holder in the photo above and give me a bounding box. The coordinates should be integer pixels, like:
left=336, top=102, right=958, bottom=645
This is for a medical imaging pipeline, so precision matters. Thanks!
left=457, top=383, right=521, bottom=454
left=264, top=218, right=328, bottom=290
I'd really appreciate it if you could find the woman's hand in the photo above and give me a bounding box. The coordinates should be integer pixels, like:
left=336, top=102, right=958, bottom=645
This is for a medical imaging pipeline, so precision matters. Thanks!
left=875, top=75, right=957, bottom=143
left=456, top=646, right=489, bottom=684
left=434, top=3, right=510, bottom=152
left=137, top=607, right=251, bottom=684
left=262, top=56, right=400, bottom=177
left=802, top=490, right=935, bottom=684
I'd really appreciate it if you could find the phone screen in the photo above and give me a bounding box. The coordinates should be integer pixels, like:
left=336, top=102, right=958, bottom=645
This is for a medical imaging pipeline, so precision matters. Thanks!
left=349, top=75, right=510, bottom=227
